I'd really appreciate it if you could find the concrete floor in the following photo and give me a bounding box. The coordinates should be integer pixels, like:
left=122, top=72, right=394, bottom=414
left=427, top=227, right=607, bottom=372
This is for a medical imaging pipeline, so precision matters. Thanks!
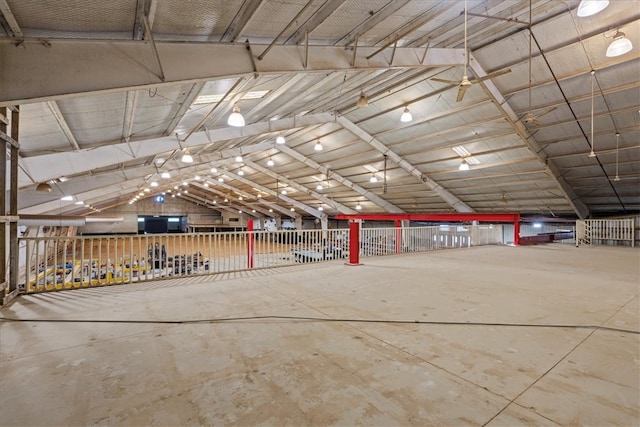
left=1, top=244, right=638, bottom=426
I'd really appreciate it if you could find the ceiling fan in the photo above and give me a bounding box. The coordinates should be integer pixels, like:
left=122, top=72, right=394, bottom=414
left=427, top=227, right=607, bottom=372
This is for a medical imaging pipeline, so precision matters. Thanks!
left=523, top=0, right=556, bottom=126
left=430, top=0, right=511, bottom=102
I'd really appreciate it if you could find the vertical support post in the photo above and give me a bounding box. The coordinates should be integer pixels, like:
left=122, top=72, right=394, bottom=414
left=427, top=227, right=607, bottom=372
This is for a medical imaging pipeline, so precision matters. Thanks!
left=346, top=220, right=360, bottom=266
left=0, top=107, right=6, bottom=300
left=514, top=219, right=520, bottom=246
left=9, top=108, right=18, bottom=294
left=247, top=219, right=254, bottom=269
left=395, top=220, right=401, bottom=254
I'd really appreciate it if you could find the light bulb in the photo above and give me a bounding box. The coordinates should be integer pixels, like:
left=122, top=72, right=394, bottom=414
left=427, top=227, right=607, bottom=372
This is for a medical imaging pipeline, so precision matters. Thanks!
left=400, top=106, right=412, bottom=122
left=227, top=105, right=245, bottom=127
left=606, top=30, right=633, bottom=57
left=577, top=0, right=609, bottom=17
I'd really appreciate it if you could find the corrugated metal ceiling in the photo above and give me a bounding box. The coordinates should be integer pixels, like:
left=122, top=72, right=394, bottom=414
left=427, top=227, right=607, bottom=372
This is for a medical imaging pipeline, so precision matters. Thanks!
left=1, top=0, right=638, bottom=219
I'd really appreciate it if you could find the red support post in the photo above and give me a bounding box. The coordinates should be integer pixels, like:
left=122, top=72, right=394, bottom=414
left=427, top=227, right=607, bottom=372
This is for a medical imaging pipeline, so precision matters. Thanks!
left=395, top=220, right=401, bottom=254
left=346, top=220, right=361, bottom=266
left=247, top=219, right=254, bottom=268
left=514, top=219, right=520, bottom=246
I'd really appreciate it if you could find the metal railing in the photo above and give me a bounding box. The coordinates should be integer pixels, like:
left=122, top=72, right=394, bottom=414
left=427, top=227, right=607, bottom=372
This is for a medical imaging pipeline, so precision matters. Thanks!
left=576, top=218, right=635, bottom=247
left=360, top=225, right=502, bottom=257
left=18, top=225, right=503, bottom=294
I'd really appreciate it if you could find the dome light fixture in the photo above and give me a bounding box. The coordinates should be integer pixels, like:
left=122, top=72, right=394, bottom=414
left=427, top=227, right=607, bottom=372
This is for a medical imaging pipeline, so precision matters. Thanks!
left=181, top=149, right=193, bottom=163
left=459, top=159, right=470, bottom=171
left=355, top=203, right=362, bottom=210
left=606, top=30, right=633, bottom=57
left=150, top=181, right=158, bottom=187
left=227, top=104, right=245, bottom=127
left=276, top=135, right=286, bottom=145
left=577, top=0, right=609, bottom=17
left=161, top=171, right=171, bottom=179
left=400, top=106, right=412, bottom=122
left=235, top=155, right=243, bottom=163
left=210, top=167, right=218, bottom=173
left=36, top=182, right=53, bottom=192
left=316, top=183, right=323, bottom=191
left=370, top=174, right=378, bottom=183
left=357, top=92, right=369, bottom=108
left=314, top=140, right=323, bottom=151
left=267, top=158, right=275, bottom=167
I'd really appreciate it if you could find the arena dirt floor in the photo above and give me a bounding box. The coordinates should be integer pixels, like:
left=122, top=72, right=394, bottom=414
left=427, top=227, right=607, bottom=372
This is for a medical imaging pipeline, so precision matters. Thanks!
left=1, top=244, right=638, bottom=426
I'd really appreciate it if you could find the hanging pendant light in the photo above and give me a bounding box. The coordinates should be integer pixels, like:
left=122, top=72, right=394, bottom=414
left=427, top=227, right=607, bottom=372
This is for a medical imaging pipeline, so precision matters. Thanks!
left=227, top=104, right=245, bottom=127
left=181, top=149, right=194, bottom=163
left=36, top=182, right=53, bottom=192
left=577, top=0, right=609, bottom=17
left=161, top=171, right=171, bottom=179
left=267, top=158, right=275, bottom=167
left=276, top=135, right=286, bottom=145
left=370, top=174, right=378, bottom=183
left=400, top=106, right=412, bottom=122
left=606, top=30, right=633, bottom=57
left=314, top=140, right=323, bottom=151
left=458, top=159, right=470, bottom=171
left=357, top=92, right=369, bottom=108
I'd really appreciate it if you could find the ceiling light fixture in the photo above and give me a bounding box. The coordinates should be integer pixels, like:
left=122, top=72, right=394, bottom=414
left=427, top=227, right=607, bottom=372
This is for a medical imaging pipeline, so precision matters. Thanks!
left=238, top=170, right=245, bottom=176
left=181, top=149, right=193, bottom=163
left=161, top=171, right=171, bottom=179
left=355, top=203, right=362, bottom=210
left=606, top=29, right=633, bottom=57
left=459, top=159, right=470, bottom=171
left=318, top=206, right=324, bottom=211
left=150, top=181, right=158, bottom=187
left=276, top=135, right=286, bottom=145
left=370, top=174, right=378, bottom=183
left=290, top=207, right=295, bottom=212
left=316, top=184, right=323, bottom=191
left=588, top=70, right=597, bottom=158
left=218, top=177, right=224, bottom=183
left=36, top=182, right=52, bottom=192
left=357, top=92, right=369, bottom=108
left=61, top=195, right=74, bottom=201
left=314, top=140, right=323, bottom=151
left=235, top=155, right=243, bottom=163
left=400, top=106, right=413, bottom=122
left=267, top=158, right=275, bottom=167
left=500, top=193, right=508, bottom=204
left=227, top=104, right=245, bottom=127
left=577, top=0, right=609, bottom=17
left=210, top=167, right=218, bottom=173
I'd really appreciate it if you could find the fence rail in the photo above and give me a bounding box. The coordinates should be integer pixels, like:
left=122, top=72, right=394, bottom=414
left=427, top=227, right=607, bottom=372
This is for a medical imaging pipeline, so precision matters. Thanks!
left=576, top=218, right=635, bottom=247
left=18, top=225, right=503, bottom=294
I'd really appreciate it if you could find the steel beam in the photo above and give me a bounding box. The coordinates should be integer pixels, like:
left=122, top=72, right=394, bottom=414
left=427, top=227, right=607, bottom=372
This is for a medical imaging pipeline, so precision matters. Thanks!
left=335, top=212, right=519, bottom=222
left=335, top=0, right=410, bottom=47
left=468, top=53, right=590, bottom=219
left=0, top=0, right=22, bottom=38
left=46, top=101, right=80, bottom=150
left=17, top=113, right=333, bottom=187
left=286, top=0, right=347, bottom=45
left=222, top=169, right=324, bottom=218
left=336, top=116, right=473, bottom=213
left=243, top=159, right=356, bottom=214
left=220, top=0, right=264, bottom=43
left=277, top=144, right=404, bottom=213
left=0, top=40, right=464, bottom=105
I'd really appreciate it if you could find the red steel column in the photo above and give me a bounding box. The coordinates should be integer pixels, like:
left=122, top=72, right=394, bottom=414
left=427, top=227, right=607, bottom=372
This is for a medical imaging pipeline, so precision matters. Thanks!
left=347, top=220, right=361, bottom=266
left=514, top=220, right=520, bottom=246
left=247, top=219, right=254, bottom=268
left=395, top=220, right=401, bottom=254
